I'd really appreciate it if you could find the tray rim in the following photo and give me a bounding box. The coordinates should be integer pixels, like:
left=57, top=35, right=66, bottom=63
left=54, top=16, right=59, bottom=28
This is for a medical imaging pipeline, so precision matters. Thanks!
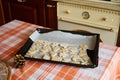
left=16, top=28, right=100, bottom=68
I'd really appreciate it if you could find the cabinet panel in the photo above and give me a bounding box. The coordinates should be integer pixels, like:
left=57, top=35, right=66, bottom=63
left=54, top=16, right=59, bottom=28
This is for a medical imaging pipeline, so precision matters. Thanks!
left=11, top=3, right=37, bottom=24
left=45, top=1, right=57, bottom=29
left=1, top=0, right=12, bottom=22
left=0, top=0, right=5, bottom=25
left=2, top=0, right=46, bottom=26
left=117, top=27, right=120, bottom=46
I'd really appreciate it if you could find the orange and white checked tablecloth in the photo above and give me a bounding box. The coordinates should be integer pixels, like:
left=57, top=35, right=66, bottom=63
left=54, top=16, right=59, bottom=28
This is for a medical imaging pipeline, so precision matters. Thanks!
left=0, top=20, right=120, bottom=80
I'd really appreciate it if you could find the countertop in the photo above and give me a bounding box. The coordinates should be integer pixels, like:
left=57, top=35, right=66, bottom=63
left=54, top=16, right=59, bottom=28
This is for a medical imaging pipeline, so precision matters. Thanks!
left=0, top=20, right=120, bottom=80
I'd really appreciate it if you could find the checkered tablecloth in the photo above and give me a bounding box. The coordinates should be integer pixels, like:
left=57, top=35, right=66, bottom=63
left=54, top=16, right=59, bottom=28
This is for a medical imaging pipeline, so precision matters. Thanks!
left=0, top=20, right=120, bottom=80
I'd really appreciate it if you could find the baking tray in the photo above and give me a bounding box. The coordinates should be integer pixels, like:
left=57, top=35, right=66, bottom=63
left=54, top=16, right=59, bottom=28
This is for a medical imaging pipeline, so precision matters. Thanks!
left=16, top=28, right=100, bottom=68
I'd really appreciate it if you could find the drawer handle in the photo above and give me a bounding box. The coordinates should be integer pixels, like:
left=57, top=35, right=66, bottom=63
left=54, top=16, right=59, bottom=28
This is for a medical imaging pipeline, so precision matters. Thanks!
left=65, top=10, right=71, bottom=14
left=47, top=4, right=55, bottom=8
left=109, top=28, right=114, bottom=32
left=59, top=17, right=114, bottom=32
left=101, top=18, right=107, bottom=21
left=17, top=0, right=26, bottom=2
left=94, top=27, right=114, bottom=32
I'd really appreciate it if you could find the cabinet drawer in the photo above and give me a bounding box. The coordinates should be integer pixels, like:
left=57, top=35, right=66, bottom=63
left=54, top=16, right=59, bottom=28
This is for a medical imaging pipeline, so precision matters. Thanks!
left=57, top=2, right=120, bottom=32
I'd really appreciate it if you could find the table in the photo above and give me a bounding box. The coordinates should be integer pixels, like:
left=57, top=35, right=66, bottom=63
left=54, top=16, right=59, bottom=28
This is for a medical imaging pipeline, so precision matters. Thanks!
left=0, top=20, right=120, bottom=80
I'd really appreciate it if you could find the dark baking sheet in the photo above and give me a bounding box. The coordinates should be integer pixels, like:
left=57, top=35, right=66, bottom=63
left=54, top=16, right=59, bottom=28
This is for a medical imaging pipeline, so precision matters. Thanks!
left=16, top=28, right=100, bottom=68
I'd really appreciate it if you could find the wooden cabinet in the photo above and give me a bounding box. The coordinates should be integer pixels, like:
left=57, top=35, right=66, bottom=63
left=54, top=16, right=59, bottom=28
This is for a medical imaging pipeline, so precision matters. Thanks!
left=0, top=0, right=5, bottom=25
left=2, top=0, right=58, bottom=29
left=45, top=0, right=57, bottom=29
left=2, top=0, right=46, bottom=26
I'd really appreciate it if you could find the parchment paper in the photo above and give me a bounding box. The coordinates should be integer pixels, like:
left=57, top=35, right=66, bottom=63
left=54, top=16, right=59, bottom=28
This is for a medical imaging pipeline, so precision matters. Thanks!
left=30, top=30, right=97, bottom=50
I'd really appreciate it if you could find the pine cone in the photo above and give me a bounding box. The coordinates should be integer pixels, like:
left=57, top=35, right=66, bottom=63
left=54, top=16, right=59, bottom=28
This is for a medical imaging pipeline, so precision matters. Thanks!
left=14, top=54, right=25, bottom=68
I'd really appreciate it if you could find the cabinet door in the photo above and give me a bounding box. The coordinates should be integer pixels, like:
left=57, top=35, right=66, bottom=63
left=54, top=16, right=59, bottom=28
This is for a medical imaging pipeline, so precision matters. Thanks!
left=2, top=0, right=46, bottom=26
left=45, top=1, right=57, bottom=29
left=0, top=0, right=5, bottom=25
left=11, top=3, right=38, bottom=24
